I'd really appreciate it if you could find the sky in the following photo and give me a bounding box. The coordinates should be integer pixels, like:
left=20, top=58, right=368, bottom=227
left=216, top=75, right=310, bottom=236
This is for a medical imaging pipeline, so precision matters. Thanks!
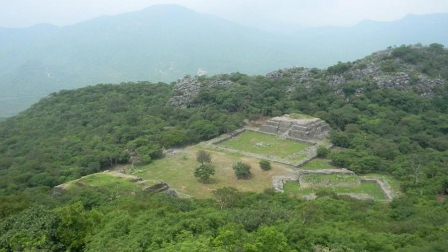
left=2, top=0, right=448, bottom=30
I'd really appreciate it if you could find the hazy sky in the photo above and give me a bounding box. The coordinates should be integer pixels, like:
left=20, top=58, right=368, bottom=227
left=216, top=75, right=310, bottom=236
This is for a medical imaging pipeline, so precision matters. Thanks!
left=2, top=0, right=448, bottom=29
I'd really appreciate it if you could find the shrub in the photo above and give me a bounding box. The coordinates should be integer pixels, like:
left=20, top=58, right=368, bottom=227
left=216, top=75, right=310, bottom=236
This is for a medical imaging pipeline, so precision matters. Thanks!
left=327, top=62, right=352, bottom=74
left=233, top=162, right=252, bottom=179
left=316, top=146, right=330, bottom=158
left=330, top=131, right=351, bottom=148
left=330, top=152, right=352, bottom=168
left=259, top=160, right=271, bottom=171
left=194, top=164, right=215, bottom=183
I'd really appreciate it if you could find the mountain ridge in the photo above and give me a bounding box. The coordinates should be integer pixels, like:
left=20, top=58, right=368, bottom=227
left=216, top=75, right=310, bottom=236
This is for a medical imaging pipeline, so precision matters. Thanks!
left=1, top=5, right=448, bottom=117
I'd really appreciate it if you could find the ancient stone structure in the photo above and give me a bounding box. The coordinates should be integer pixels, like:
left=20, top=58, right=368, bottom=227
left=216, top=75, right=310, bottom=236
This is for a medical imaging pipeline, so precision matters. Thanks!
left=53, top=171, right=178, bottom=197
left=259, top=114, right=330, bottom=142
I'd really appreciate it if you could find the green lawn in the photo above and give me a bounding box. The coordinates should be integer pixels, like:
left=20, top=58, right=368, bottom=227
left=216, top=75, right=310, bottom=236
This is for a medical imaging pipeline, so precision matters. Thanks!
left=362, top=174, right=401, bottom=194
left=284, top=180, right=386, bottom=201
left=284, top=182, right=315, bottom=196
left=288, top=113, right=315, bottom=120
left=133, top=146, right=295, bottom=198
left=301, top=159, right=336, bottom=170
left=338, top=182, right=386, bottom=200
left=219, top=130, right=311, bottom=163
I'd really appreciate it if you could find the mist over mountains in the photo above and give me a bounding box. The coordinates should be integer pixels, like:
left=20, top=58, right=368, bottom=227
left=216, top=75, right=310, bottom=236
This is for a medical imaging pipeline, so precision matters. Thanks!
left=1, top=4, right=447, bottom=117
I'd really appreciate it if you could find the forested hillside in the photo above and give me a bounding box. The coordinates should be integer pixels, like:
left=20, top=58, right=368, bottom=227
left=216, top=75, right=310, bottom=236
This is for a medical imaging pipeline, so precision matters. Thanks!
left=0, top=45, right=447, bottom=251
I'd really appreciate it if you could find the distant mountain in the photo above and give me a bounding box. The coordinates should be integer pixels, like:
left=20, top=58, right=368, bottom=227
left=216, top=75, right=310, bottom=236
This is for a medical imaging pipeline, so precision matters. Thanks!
left=291, top=13, right=448, bottom=66
left=1, top=5, right=448, bottom=117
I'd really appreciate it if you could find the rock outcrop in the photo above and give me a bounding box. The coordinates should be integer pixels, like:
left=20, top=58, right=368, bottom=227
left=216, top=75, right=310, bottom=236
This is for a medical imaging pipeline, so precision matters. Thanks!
left=169, top=76, right=201, bottom=108
left=267, top=48, right=447, bottom=97
left=169, top=75, right=234, bottom=108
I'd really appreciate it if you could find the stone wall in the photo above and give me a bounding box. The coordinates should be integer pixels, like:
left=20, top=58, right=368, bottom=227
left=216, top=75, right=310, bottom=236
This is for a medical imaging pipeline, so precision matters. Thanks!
left=298, top=169, right=360, bottom=189
left=206, top=128, right=246, bottom=145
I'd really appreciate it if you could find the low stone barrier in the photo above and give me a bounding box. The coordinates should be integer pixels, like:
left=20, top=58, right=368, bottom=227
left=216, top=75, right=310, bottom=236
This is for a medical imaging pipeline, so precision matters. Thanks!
left=206, top=128, right=246, bottom=145
left=298, top=168, right=355, bottom=175
left=272, top=175, right=299, bottom=192
left=361, top=178, right=395, bottom=201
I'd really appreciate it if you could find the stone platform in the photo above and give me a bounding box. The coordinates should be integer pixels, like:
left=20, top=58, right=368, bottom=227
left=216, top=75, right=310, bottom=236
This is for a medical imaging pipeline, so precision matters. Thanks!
left=259, top=114, right=330, bottom=142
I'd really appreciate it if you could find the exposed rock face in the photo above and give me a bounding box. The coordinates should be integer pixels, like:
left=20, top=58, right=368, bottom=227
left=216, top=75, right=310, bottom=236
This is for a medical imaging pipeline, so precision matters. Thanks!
left=267, top=49, right=447, bottom=97
left=169, top=76, right=201, bottom=108
left=266, top=67, right=316, bottom=84
left=259, top=114, right=330, bottom=142
left=169, top=75, right=234, bottom=108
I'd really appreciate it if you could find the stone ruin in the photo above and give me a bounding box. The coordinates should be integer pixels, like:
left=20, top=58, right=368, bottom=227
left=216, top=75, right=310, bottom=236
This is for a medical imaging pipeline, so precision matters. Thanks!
left=272, top=175, right=298, bottom=192
left=259, top=114, right=330, bottom=142
left=53, top=171, right=178, bottom=198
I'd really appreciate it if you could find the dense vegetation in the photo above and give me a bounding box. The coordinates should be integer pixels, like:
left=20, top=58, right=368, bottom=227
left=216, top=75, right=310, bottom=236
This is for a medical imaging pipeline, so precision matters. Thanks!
left=0, top=45, right=447, bottom=251
left=0, top=83, right=243, bottom=197
left=2, top=191, right=448, bottom=251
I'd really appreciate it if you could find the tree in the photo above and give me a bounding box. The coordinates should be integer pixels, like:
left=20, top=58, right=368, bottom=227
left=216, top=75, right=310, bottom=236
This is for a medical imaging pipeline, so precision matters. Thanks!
left=0, top=206, right=61, bottom=251
left=196, top=150, right=211, bottom=165
left=250, top=226, right=290, bottom=252
left=194, top=164, right=215, bottom=183
left=212, top=224, right=247, bottom=251
left=259, top=160, right=271, bottom=171
left=190, top=120, right=219, bottom=140
left=233, top=162, right=252, bottom=179
left=55, top=202, right=96, bottom=251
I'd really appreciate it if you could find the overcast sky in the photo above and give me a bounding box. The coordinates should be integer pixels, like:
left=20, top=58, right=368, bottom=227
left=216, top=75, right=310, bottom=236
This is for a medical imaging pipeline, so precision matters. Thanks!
left=2, top=0, right=448, bottom=29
